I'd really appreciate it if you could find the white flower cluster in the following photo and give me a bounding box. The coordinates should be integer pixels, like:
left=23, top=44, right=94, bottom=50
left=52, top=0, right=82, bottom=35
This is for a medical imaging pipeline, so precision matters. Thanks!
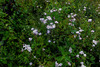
left=68, top=13, right=77, bottom=22
left=50, top=8, right=62, bottom=13
left=79, top=51, right=86, bottom=57
left=80, top=62, right=86, bottom=67
left=55, top=61, right=62, bottom=67
left=83, top=6, right=86, bottom=11
left=69, top=47, right=72, bottom=53
left=22, top=44, right=32, bottom=52
left=92, top=40, right=98, bottom=47
left=31, top=28, right=42, bottom=35
left=76, top=27, right=84, bottom=40
left=46, top=24, right=56, bottom=29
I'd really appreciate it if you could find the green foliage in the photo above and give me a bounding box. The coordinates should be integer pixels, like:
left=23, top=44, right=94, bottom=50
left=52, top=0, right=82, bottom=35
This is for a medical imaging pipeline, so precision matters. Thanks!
left=0, top=0, right=100, bottom=67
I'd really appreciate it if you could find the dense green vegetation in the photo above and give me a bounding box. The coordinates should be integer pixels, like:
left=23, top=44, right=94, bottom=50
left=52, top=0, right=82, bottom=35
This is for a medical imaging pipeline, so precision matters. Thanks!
left=0, top=0, right=100, bottom=67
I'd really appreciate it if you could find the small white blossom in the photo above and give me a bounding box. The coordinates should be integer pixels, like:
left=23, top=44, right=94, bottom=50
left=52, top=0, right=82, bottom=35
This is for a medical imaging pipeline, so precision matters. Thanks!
left=46, top=16, right=52, bottom=20
left=59, top=8, right=62, bottom=11
left=44, top=12, right=47, bottom=15
left=42, top=48, right=45, bottom=51
left=68, top=15, right=70, bottom=18
left=68, top=62, right=71, bottom=66
left=29, top=38, right=32, bottom=41
left=53, top=41, right=55, bottom=43
left=23, top=44, right=32, bottom=52
left=55, top=21, right=59, bottom=23
left=79, top=51, right=84, bottom=54
left=81, top=64, right=86, bottom=67
left=47, top=30, right=50, bottom=34
left=76, top=31, right=80, bottom=34
left=33, top=29, right=38, bottom=35
left=88, top=19, right=92, bottom=22
left=48, top=40, right=51, bottom=43
left=29, top=62, right=32, bottom=65
left=34, top=56, right=36, bottom=58
left=31, top=28, right=34, bottom=30
left=39, top=33, right=42, bottom=35
left=79, top=29, right=84, bottom=32
left=91, top=30, right=94, bottom=33
left=92, top=44, right=95, bottom=47
left=84, top=54, right=86, bottom=57
left=69, top=47, right=72, bottom=53
left=80, top=62, right=84, bottom=65
left=76, top=54, right=79, bottom=58
left=93, top=40, right=98, bottom=45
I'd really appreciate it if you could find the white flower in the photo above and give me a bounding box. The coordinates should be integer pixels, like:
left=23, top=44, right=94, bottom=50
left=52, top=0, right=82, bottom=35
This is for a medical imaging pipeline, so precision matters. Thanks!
left=42, top=48, right=45, bottom=51
left=58, top=63, right=62, bottom=66
left=29, top=62, right=32, bottom=65
left=80, top=62, right=84, bottom=65
left=76, top=31, right=80, bottom=34
left=40, top=18, right=44, bottom=22
left=29, top=38, right=32, bottom=41
left=47, top=30, right=50, bottom=34
left=76, top=54, right=79, bottom=58
left=79, top=9, right=80, bottom=11
left=68, top=15, right=70, bottom=18
left=31, top=28, right=34, bottom=30
left=53, top=41, right=55, bottom=43
left=69, top=47, right=72, bottom=53
left=50, top=10, right=53, bottom=13
left=92, top=44, right=95, bottom=47
left=79, top=51, right=84, bottom=54
left=79, top=37, right=82, bottom=40
left=59, top=8, right=62, bottom=11
left=68, top=62, right=71, bottom=66
left=46, top=16, right=52, bottom=20
left=43, top=19, right=47, bottom=24
left=55, top=61, right=59, bottom=67
left=88, top=19, right=92, bottom=22
left=79, top=29, right=84, bottom=32
left=91, top=30, right=94, bottom=32
left=23, top=44, right=32, bottom=52
left=44, top=12, right=47, bottom=15
left=33, top=29, right=38, bottom=35
left=48, top=40, right=51, bottom=42
left=39, top=33, right=42, bottom=35
left=55, top=21, right=59, bottom=23
left=34, top=56, right=36, bottom=58
left=83, top=54, right=86, bottom=57
left=93, top=40, right=98, bottom=45
left=46, top=24, right=56, bottom=29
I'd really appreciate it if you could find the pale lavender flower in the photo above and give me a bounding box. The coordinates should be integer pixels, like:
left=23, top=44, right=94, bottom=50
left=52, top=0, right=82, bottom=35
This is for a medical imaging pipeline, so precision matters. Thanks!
left=91, top=30, right=94, bottom=33
left=39, top=33, right=42, bottom=35
left=29, top=62, right=32, bottom=65
left=93, top=40, right=98, bottom=45
left=46, top=16, right=52, bottom=20
left=68, top=62, right=71, bottom=66
left=81, top=64, right=86, bottom=67
left=80, top=62, right=84, bottom=65
left=76, top=54, right=79, bottom=58
left=88, top=19, right=92, bottom=22
left=69, top=47, right=72, bottom=53
left=31, top=28, right=34, bottom=30
left=47, top=30, right=50, bottom=34
left=48, top=40, right=51, bottom=43
left=55, top=21, right=59, bottom=23
left=79, top=51, right=84, bottom=54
